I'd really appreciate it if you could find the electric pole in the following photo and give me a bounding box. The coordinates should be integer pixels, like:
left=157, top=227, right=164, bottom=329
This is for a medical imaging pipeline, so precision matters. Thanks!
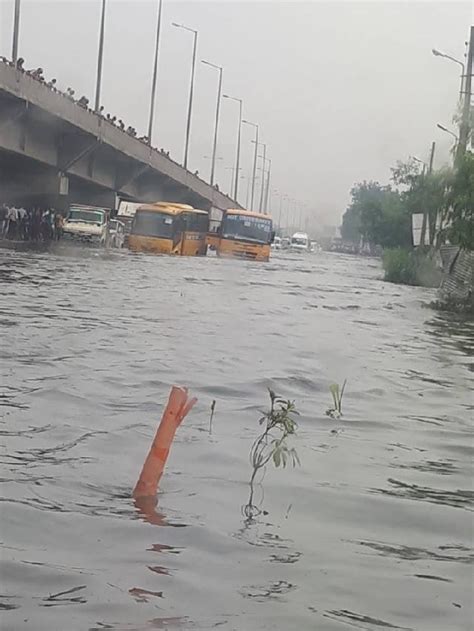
left=456, top=26, right=473, bottom=163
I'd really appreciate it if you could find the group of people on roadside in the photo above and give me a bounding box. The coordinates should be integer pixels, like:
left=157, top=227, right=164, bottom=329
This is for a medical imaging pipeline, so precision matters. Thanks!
left=0, top=205, right=64, bottom=242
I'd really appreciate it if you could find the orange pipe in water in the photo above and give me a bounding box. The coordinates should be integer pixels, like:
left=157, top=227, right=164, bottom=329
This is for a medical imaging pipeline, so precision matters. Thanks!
left=133, top=386, right=197, bottom=499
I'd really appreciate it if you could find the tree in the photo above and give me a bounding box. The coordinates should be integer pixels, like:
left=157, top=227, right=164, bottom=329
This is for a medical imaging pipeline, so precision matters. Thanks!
left=444, top=151, right=474, bottom=250
left=391, top=158, right=451, bottom=246
left=391, top=158, right=423, bottom=189
left=341, top=180, right=411, bottom=248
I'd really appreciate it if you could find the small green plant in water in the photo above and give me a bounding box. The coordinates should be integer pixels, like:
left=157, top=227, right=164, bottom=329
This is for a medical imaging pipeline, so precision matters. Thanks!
left=244, top=390, right=300, bottom=521
left=326, top=380, right=347, bottom=419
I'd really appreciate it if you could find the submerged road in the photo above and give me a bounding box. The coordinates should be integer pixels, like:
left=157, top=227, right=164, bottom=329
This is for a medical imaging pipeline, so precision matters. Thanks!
left=1, top=248, right=472, bottom=630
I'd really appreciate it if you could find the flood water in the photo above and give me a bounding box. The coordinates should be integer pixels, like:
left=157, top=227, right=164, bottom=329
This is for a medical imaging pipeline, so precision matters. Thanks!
left=1, top=247, right=473, bottom=631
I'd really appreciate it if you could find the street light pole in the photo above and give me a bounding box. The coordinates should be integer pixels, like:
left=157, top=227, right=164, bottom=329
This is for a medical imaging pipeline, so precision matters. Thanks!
left=11, top=0, right=21, bottom=63
left=242, top=120, right=258, bottom=210
left=258, top=143, right=267, bottom=212
left=223, top=94, right=243, bottom=201
left=95, top=0, right=107, bottom=112
left=456, top=26, right=473, bottom=163
left=264, top=158, right=272, bottom=213
left=202, top=60, right=223, bottom=186
left=245, top=170, right=252, bottom=208
left=278, top=193, right=286, bottom=229
left=413, top=153, right=435, bottom=246
left=432, top=47, right=466, bottom=99
left=285, top=197, right=292, bottom=231
left=437, top=123, right=459, bottom=144
left=173, top=22, right=198, bottom=170
left=147, top=0, right=163, bottom=145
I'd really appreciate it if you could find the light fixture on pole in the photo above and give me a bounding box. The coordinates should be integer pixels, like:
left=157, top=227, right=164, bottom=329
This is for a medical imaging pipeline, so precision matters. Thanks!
left=242, top=119, right=259, bottom=210
left=437, top=123, right=459, bottom=143
left=172, top=22, right=198, bottom=170
left=147, top=0, right=163, bottom=145
left=201, top=60, right=223, bottom=186
left=432, top=48, right=466, bottom=98
left=223, top=94, right=243, bottom=201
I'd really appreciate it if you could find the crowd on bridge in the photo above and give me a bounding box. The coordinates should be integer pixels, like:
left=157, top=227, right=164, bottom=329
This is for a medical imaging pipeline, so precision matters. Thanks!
left=0, top=56, right=151, bottom=140
left=0, top=205, right=64, bottom=242
left=1, top=56, right=217, bottom=186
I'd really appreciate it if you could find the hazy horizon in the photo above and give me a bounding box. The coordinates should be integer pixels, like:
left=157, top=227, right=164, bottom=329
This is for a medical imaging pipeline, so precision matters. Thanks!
left=1, top=0, right=471, bottom=225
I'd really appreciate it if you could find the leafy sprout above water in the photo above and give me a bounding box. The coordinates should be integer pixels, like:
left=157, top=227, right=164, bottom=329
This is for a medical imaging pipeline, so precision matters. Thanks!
left=326, top=380, right=347, bottom=419
left=244, top=389, right=300, bottom=522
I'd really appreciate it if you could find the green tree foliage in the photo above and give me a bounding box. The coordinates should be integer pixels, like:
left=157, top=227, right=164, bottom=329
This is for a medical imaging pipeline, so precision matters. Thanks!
left=341, top=181, right=412, bottom=248
left=342, top=159, right=453, bottom=249
left=392, top=159, right=451, bottom=245
left=444, top=151, right=474, bottom=250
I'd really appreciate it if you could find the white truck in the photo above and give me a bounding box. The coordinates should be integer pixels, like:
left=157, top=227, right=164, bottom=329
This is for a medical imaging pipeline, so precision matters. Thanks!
left=290, top=232, right=311, bottom=252
left=63, top=205, right=109, bottom=245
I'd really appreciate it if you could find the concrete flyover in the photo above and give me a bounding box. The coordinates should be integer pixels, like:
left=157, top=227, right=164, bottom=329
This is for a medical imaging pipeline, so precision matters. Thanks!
left=0, top=62, right=238, bottom=212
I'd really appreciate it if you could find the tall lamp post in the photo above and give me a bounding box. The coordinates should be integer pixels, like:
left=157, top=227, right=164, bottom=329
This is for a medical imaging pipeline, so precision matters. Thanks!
left=258, top=142, right=267, bottom=212
left=457, top=27, right=473, bottom=162
left=286, top=197, right=293, bottom=232
left=223, top=94, right=243, bottom=201
left=413, top=141, right=436, bottom=246
left=147, top=0, right=163, bottom=145
left=225, top=166, right=242, bottom=195
left=242, top=119, right=259, bottom=210
left=432, top=48, right=466, bottom=100
left=11, top=0, right=21, bottom=63
left=278, top=193, right=287, bottom=230
left=172, top=22, right=198, bottom=170
left=201, top=60, right=223, bottom=186
left=437, top=123, right=459, bottom=146
left=258, top=156, right=272, bottom=213
left=264, top=158, right=272, bottom=213
left=95, top=0, right=107, bottom=112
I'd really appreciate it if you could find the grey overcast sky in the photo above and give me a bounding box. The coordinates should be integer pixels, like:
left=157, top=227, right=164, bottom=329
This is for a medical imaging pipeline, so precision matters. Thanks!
left=1, top=1, right=472, bottom=224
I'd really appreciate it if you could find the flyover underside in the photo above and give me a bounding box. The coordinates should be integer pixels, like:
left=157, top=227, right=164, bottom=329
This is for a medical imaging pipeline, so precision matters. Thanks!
left=0, top=74, right=229, bottom=211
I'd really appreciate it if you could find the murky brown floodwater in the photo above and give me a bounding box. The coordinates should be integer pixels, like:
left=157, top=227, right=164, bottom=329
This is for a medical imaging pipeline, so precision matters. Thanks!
left=1, top=246, right=473, bottom=631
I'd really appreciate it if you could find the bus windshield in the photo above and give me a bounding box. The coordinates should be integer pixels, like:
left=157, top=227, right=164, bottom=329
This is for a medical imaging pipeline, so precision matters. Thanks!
left=222, top=214, right=272, bottom=244
left=132, top=211, right=175, bottom=238
left=183, top=212, right=209, bottom=233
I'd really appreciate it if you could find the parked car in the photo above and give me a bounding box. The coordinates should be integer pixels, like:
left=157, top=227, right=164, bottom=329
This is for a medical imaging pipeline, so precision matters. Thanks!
left=271, top=236, right=282, bottom=250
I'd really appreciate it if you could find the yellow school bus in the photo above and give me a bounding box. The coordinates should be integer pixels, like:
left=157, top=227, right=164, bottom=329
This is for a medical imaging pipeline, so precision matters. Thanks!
left=128, top=203, right=209, bottom=256
left=208, top=209, right=274, bottom=261
left=181, top=208, right=209, bottom=256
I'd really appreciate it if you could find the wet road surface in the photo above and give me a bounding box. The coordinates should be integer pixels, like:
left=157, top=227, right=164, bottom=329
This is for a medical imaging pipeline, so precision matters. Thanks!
left=1, top=247, right=473, bottom=630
